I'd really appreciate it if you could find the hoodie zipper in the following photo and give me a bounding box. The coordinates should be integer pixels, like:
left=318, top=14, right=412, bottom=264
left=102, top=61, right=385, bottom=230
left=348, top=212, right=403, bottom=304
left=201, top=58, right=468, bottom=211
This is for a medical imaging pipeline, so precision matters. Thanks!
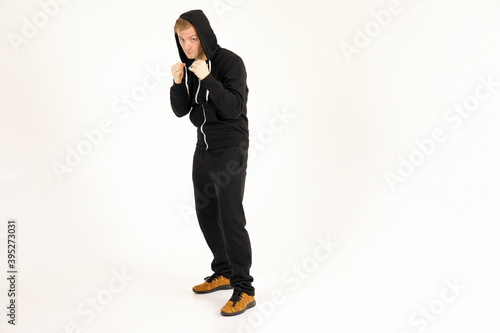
left=193, top=60, right=211, bottom=150
left=201, top=106, right=209, bottom=150
left=194, top=78, right=209, bottom=150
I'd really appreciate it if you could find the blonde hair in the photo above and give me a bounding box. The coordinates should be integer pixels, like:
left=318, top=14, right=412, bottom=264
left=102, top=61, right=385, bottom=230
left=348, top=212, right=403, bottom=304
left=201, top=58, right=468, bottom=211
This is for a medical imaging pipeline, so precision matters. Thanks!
left=174, top=18, right=193, bottom=33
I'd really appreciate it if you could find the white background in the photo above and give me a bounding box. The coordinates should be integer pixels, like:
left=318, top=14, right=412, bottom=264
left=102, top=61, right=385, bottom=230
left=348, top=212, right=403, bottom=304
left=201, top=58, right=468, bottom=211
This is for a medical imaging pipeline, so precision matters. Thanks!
left=1, top=0, right=499, bottom=332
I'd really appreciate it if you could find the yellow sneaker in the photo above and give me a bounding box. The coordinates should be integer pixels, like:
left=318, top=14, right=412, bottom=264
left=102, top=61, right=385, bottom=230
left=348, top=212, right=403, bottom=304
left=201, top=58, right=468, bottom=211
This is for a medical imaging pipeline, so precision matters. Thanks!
left=220, top=288, right=256, bottom=316
left=192, top=273, right=232, bottom=294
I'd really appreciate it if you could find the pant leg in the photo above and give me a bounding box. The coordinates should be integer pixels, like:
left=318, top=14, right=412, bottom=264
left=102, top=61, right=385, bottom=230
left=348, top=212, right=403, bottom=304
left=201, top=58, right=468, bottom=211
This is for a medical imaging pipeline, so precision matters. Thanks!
left=192, top=147, right=232, bottom=278
left=206, top=146, right=254, bottom=296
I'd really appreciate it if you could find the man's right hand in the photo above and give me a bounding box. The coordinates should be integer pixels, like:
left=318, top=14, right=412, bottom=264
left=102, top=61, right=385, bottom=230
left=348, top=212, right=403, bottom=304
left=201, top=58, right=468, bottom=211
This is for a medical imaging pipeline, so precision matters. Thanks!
left=171, top=62, right=186, bottom=84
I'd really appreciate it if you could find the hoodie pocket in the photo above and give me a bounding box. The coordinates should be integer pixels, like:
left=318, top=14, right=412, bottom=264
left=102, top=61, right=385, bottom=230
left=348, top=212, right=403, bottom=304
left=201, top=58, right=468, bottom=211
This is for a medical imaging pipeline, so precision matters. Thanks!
left=189, top=105, right=204, bottom=127
left=203, top=106, right=220, bottom=123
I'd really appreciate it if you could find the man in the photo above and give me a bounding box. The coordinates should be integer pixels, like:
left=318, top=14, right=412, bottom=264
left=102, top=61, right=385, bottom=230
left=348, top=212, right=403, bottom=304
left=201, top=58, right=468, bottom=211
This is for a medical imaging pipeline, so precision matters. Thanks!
left=170, top=9, right=255, bottom=316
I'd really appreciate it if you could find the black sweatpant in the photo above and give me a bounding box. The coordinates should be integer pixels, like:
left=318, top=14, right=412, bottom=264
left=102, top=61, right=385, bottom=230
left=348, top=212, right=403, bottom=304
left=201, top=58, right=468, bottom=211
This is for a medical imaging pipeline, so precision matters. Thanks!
left=192, top=145, right=254, bottom=296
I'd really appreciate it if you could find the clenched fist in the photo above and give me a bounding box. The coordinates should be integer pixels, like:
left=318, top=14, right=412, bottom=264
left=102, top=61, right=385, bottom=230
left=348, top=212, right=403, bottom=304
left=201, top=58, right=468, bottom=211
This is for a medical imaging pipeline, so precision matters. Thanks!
left=171, top=62, right=186, bottom=84
left=189, top=60, right=209, bottom=80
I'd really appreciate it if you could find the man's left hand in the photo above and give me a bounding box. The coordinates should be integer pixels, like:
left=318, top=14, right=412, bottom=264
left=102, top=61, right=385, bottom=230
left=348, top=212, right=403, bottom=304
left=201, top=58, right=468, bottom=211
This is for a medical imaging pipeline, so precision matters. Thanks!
left=189, top=60, right=209, bottom=80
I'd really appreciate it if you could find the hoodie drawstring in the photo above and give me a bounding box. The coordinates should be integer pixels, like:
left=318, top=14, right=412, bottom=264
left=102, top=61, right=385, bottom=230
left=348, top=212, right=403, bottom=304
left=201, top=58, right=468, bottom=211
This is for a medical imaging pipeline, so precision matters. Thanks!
left=185, top=66, right=189, bottom=99
left=186, top=60, right=211, bottom=150
left=205, top=60, right=211, bottom=102
left=200, top=60, right=211, bottom=150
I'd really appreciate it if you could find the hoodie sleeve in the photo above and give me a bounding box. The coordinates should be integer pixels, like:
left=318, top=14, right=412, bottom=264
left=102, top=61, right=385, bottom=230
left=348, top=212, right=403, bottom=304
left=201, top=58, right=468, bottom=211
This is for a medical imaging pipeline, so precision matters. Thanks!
left=201, top=56, right=247, bottom=120
left=170, top=78, right=191, bottom=118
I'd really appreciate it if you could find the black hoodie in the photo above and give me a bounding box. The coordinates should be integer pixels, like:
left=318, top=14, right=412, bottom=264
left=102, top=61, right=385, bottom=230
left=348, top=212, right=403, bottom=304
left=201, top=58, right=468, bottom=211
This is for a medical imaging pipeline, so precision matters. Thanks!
left=170, top=9, right=249, bottom=150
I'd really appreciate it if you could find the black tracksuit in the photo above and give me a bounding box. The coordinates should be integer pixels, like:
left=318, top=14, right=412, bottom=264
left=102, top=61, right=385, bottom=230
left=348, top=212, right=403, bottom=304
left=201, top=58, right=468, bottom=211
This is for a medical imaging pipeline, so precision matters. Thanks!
left=170, top=10, right=254, bottom=296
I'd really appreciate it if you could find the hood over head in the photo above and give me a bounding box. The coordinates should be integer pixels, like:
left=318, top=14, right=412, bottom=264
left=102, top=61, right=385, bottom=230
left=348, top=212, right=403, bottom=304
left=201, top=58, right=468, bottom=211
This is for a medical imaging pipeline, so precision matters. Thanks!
left=175, top=10, right=220, bottom=64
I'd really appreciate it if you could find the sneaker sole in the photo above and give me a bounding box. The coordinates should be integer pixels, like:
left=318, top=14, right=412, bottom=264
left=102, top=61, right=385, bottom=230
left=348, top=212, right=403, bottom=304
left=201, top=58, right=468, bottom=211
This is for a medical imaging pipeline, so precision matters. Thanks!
left=192, top=284, right=233, bottom=294
left=221, top=300, right=256, bottom=317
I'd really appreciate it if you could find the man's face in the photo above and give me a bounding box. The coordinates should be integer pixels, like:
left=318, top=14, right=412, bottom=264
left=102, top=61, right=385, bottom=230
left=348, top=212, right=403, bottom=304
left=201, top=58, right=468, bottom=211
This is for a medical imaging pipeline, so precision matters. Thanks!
left=177, top=27, right=206, bottom=60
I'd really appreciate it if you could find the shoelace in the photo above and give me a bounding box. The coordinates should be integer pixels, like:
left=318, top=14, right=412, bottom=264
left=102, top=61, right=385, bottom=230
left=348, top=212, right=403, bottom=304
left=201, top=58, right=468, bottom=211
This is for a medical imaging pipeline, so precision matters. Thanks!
left=229, top=288, right=243, bottom=306
left=204, top=273, right=221, bottom=283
